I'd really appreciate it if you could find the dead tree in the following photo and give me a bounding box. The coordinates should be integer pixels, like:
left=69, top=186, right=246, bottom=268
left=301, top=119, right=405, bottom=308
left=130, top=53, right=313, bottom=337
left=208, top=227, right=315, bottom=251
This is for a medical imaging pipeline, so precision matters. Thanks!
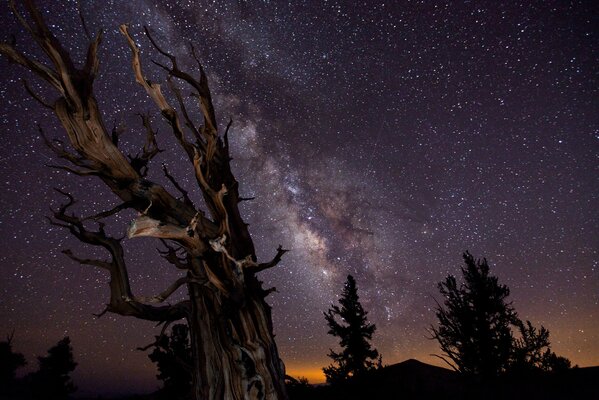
left=0, top=2, right=288, bottom=399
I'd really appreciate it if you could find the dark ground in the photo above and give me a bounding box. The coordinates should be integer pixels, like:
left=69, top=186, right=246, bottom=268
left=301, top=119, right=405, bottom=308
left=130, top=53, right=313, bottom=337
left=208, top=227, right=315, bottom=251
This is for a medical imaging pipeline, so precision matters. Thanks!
left=287, top=359, right=599, bottom=400
left=2, top=359, right=597, bottom=400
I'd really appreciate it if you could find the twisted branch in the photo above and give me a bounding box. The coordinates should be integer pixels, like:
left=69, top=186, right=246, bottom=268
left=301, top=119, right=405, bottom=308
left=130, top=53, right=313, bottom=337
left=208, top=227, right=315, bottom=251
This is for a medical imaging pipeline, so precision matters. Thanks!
left=49, top=190, right=189, bottom=322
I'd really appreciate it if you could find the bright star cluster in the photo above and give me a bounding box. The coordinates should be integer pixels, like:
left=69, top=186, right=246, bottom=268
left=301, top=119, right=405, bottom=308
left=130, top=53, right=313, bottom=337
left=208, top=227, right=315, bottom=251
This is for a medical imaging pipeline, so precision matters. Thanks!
left=0, top=1, right=597, bottom=396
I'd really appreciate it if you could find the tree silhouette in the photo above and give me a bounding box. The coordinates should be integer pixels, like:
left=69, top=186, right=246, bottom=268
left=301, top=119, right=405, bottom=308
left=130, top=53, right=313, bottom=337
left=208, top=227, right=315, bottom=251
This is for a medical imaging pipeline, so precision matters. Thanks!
left=430, top=252, right=516, bottom=379
left=0, top=332, right=26, bottom=395
left=431, top=252, right=572, bottom=380
left=323, top=275, right=379, bottom=383
left=147, top=323, right=193, bottom=399
left=511, top=320, right=571, bottom=373
left=28, top=337, right=77, bottom=400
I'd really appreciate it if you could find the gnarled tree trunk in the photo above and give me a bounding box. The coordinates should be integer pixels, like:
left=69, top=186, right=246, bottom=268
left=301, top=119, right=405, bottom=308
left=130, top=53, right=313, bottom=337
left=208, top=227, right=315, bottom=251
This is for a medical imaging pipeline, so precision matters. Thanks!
left=0, top=2, right=288, bottom=399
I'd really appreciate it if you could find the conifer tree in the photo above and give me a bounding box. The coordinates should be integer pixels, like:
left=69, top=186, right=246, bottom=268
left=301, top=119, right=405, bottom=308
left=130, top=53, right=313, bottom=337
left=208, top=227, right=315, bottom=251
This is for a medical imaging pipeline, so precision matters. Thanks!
left=29, top=337, right=77, bottom=400
left=323, top=275, right=379, bottom=383
left=431, top=252, right=572, bottom=379
left=430, top=252, right=516, bottom=378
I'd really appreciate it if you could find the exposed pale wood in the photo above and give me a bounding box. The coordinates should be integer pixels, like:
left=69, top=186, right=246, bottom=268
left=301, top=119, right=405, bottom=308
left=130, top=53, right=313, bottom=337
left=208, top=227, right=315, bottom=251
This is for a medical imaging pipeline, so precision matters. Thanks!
left=127, top=214, right=207, bottom=254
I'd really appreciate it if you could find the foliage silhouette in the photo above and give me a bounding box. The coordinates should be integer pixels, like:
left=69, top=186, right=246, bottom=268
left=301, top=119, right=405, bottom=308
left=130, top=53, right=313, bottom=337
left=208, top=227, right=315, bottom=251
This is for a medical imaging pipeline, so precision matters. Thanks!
left=431, top=252, right=571, bottom=379
left=323, top=274, right=379, bottom=383
left=0, top=332, right=26, bottom=396
left=511, top=320, right=572, bottom=373
left=430, top=251, right=516, bottom=378
left=147, top=323, right=193, bottom=399
left=27, top=336, right=77, bottom=400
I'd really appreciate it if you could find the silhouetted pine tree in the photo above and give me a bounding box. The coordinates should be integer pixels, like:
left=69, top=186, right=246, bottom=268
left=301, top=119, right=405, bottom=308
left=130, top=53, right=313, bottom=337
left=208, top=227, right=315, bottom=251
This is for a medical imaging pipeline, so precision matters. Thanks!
left=148, top=323, right=193, bottom=399
left=430, top=252, right=516, bottom=379
left=0, top=332, right=26, bottom=395
left=28, top=337, right=77, bottom=399
left=323, top=274, right=378, bottom=383
left=431, top=252, right=572, bottom=380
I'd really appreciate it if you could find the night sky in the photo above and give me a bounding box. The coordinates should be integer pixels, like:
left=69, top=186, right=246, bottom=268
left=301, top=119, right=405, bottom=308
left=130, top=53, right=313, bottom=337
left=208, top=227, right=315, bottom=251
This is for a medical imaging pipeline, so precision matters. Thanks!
left=1, top=0, right=598, bottom=396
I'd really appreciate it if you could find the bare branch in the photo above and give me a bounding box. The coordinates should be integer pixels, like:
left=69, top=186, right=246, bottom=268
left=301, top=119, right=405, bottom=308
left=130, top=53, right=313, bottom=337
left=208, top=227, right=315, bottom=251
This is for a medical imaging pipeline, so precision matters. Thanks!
left=22, top=79, right=52, bottom=109
left=223, top=118, right=233, bottom=154
left=128, top=113, right=163, bottom=176
left=93, top=306, right=109, bottom=318
left=144, top=26, right=218, bottom=140
left=133, top=276, right=191, bottom=304
left=83, top=29, right=103, bottom=81
left=53, top=188, right=75, bottom=214
left=0, top=41, right=61, bottom=89
left=136, top=320, right=173, bottom=351
left=261, top=287, right=277, bottom=298
left=38, top=125, right=92, bottom=168
left=49, top=192, right=190, bottom=322
left=158, top=240, right=190, bottom=270
left=144, top=26, right=176, bottom=64
left=162, top=164, right=195, bottom=209
left=167, top=77, right=203, bottom=144
left=82, top=201, right=132, bottom=221
left=8, top=0, right=34, bottom=36
left=1, top=0, right=62, bottom=88
left=119, top=24, right=196, bottom=161
left=249, top=245, right=289, bottom=274
left=62, top=249, right=111, bottom=270
left=47, top=164, right=100, bottom=176
left=76, top=0, right=92, bottom=40
left=120, top=25, right=257, bottom=249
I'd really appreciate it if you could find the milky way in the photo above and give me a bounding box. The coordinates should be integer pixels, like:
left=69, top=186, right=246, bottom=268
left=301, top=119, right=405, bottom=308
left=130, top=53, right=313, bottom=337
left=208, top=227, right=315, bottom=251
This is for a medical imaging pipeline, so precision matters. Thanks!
left=0, top=1, right=598, bottom=396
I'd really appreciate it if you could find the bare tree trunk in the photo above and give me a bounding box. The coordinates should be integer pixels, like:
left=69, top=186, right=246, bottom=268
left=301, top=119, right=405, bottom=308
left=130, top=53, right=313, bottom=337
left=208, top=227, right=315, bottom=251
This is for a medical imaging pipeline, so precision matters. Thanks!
left=0, top=2, right=288, bottom=399
left=186, top=281, right=286, bottom=399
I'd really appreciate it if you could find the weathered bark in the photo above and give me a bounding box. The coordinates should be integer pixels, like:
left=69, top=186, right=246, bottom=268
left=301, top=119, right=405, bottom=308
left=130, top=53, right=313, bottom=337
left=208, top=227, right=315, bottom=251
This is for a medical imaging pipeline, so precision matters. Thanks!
left=1, top=2, right=288, bottom=399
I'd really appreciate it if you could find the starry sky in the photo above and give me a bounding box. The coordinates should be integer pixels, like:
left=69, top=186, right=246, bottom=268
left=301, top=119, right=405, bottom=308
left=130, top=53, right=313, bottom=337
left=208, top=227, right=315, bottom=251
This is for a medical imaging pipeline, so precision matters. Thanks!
left=0, top=0, right=598, bottom=396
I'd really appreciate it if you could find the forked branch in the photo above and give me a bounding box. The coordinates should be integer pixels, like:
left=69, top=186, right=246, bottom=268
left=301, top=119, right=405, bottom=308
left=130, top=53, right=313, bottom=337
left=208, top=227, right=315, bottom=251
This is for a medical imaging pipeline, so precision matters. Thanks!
left=158, top=239, right=191, bottom=270
left=251, top=245, right=289, bottom=273
left=49, top=191, right=189, bottom=322
left=119, top=24, right=196, bottom=162
left=133, top=276, right=192, bottom=304
left=162, top=164, right=195, bottom=209
left=127, top=113, right=163, bottom=176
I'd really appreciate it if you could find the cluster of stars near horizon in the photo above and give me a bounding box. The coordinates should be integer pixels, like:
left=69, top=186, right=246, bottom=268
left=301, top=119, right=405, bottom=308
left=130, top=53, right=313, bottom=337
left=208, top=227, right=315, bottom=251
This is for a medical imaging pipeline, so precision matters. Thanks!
left=0, top=0, right=597, bottom=396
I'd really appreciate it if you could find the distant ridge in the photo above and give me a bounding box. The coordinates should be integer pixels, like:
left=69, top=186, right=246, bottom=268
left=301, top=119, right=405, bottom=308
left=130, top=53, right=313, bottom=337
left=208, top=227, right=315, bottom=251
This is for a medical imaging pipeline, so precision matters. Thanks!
left=287, top=359, right=599, bottom=400
left=383, top=358, right=456, bottom=375
left=362, top=358, right=463, bottom=399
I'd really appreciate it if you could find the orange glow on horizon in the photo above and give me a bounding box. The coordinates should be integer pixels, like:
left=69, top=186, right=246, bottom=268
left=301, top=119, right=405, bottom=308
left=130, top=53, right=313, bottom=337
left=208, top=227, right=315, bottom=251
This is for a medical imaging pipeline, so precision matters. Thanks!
left=285, top=366, right=327, bottom=384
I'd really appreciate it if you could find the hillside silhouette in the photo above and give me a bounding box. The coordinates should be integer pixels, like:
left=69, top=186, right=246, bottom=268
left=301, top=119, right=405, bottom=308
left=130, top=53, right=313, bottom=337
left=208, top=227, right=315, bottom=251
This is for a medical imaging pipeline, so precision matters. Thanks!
left=287, top=359, right=599, bottom=400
